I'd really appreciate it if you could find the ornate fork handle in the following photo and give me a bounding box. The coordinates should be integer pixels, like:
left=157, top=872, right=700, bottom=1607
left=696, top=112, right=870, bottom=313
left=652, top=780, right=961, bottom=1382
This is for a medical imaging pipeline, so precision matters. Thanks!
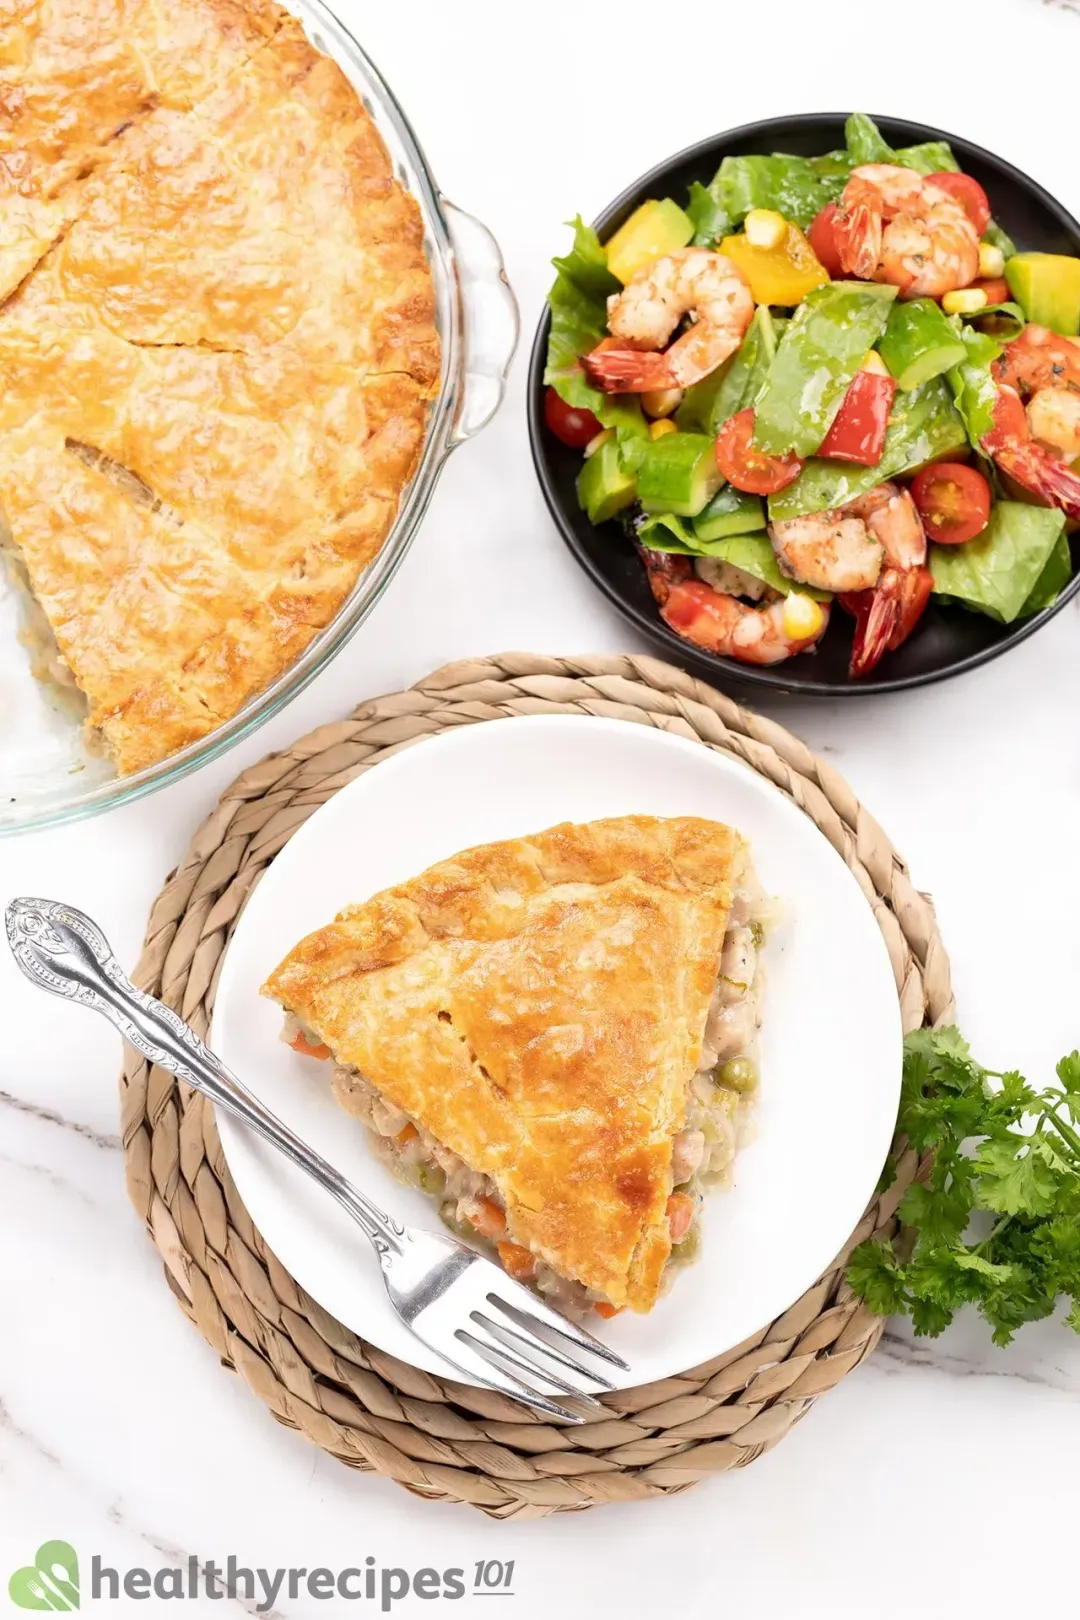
left=5, top=898, right=405, bottom=1258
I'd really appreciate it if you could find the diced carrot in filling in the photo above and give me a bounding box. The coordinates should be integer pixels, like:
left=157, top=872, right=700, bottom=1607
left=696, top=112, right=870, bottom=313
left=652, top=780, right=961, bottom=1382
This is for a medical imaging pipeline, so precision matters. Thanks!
left=666, top=1192, right=696, bottom=1244
left=395, top=1122, right=419, bottom=1147
left=497, top=1241, right=537, bottom=1281
left=288, top=1031, right=330, bottom=1060
left=463, top=1195, right=508, bottom=1239
left=594, top=1302, right=624, bottom=1319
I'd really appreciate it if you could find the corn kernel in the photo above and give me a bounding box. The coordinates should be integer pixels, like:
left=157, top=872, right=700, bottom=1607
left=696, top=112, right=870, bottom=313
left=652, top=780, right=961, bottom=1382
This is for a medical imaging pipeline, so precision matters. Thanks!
left=978, top=242, right=1006, bottom=280
left=782, top=593, right=827, bottom=641
left=583, top=427, right=614, bottom=458
left=942, top=288, right=988, bottom=316
left=641, top=386, right=683, bottom=419
left=744, top=209, right=787, bottom=250
left=861, top=349, right=890, bottom=377
left=648, top=418, right=678, bottom=440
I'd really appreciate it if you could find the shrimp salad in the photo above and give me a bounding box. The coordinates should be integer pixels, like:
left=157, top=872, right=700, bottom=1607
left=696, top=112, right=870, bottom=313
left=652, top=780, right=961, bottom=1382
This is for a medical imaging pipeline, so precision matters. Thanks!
left=543, top=113, right=1080, bottom=676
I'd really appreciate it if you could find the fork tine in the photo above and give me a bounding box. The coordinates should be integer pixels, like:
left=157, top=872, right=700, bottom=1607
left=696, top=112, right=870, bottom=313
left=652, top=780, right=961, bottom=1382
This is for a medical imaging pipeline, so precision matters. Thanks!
left=457, top=1330, right=604, bottom=1415
left=486, top=1286, right=631, bottom=1369
left=444, top=1333, right=586, bottom=1424
left=471, top=1309, right=616, bottom=1391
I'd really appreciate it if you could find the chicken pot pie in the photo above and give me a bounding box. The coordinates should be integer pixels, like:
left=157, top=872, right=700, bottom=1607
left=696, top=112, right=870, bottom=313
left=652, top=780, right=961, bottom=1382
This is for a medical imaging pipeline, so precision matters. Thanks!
left=262, top=815, right=769, bottom=1317
left=0, top=0, right=439, bottom=773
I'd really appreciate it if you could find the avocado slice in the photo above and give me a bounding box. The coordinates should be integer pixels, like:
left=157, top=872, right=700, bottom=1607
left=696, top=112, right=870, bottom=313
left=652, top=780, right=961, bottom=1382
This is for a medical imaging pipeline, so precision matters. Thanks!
left=1005, top=252, right=1080, bottom=336
left=576, top=438, right=637, bottom=525
left=605, top=198, right=694, bottom=285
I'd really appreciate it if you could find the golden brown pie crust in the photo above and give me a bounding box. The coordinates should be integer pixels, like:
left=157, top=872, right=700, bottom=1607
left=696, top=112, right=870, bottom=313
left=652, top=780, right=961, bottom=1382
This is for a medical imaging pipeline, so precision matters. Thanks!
left=262, top=816, right=743, bottom=1313
left=0, top=0, right=439, bottom=773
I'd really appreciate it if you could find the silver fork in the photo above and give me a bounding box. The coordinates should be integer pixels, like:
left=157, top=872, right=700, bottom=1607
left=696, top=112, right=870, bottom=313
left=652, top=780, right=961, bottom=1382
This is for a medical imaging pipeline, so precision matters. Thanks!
left=6, top=898, right=629, bottom=1423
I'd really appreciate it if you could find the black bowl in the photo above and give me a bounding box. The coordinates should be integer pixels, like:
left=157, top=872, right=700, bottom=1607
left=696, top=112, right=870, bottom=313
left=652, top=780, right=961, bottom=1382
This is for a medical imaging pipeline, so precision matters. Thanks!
left=527, top=113, right=1080, bottom=695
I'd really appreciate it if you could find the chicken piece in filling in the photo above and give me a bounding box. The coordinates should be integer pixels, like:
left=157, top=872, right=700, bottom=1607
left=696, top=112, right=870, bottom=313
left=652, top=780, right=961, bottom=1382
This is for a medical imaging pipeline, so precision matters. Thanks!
left=279, top=859, right=768, bottom=1317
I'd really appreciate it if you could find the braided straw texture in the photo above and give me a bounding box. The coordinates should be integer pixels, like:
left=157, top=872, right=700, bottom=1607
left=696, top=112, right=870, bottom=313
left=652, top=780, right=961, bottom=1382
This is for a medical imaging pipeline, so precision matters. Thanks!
left=121, top=652, right=954, bottom=1518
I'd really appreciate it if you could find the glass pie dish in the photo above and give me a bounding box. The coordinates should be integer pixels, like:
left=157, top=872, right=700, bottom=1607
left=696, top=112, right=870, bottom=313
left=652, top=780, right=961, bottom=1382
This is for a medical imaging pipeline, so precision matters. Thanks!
left=0, top=0, right=518, bottom=835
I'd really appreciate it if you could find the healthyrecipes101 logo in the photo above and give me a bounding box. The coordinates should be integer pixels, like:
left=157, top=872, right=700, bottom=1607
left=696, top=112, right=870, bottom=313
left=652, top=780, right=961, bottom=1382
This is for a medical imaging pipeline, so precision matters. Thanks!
left=8, top=1543, right=517, bottom=1610
left=9, top=1541, right=80, bottom=1610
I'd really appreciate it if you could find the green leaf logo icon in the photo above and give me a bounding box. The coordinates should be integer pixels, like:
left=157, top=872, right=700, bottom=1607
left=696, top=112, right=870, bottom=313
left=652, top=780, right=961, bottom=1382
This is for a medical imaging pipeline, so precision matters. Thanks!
left=8, top=1541, right=80, bottom=1610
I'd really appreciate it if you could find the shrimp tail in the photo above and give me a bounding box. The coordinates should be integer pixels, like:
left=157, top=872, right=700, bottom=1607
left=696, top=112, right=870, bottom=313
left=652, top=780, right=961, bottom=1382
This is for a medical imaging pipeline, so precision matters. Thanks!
left=845, top=564, right=932, bottom=678
left=584, top=345, right=675, bottom=393
left=834, top=201, right=882, bottom=280
left=995, top=443, right=1080, bottom=522
left=637, top=544, right=693, bottom=606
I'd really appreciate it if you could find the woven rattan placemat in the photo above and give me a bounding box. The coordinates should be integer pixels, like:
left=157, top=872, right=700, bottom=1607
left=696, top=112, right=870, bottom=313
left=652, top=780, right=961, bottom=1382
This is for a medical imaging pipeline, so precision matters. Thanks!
left=121, top=652, right=954, bottom=1518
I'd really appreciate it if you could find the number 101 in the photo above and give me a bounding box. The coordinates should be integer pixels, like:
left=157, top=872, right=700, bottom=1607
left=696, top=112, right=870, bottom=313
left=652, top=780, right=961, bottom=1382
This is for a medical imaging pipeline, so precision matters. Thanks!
left=474, top=1560, right=515, bottom=1589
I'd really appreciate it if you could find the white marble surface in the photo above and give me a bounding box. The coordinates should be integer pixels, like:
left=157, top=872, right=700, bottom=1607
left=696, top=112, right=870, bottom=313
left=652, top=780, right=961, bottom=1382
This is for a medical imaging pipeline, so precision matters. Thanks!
left=4, top=0, right=1080, bottom=1612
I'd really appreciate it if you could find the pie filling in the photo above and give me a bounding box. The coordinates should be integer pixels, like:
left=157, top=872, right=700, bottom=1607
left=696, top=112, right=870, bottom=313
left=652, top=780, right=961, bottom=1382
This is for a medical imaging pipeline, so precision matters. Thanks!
left=0, top=515, right=80, bottom=696
left=280, top=862, right=768, bottom=1317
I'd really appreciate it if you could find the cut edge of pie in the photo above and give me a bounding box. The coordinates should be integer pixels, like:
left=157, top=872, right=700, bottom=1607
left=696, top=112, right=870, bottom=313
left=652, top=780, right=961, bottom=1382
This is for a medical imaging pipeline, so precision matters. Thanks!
left=261, top=815, right=768, bottom=1317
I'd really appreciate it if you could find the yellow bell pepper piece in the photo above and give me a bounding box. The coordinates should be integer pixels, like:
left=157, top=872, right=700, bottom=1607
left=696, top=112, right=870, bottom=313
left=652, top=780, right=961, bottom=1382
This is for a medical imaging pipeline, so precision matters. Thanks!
left=720, top=222, right=829, bottom=307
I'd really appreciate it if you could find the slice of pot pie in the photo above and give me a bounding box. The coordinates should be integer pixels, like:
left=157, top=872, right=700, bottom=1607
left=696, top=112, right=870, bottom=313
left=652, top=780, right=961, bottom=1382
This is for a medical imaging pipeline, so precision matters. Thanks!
left=0, top=0, right=439, bottom=774
left=262, top=816, right=768, bottom=1317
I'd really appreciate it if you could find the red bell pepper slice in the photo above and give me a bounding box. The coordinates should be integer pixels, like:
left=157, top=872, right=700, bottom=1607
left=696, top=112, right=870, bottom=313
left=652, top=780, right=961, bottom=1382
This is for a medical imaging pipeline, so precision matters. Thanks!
left=818, top=370, right=897, bottom=466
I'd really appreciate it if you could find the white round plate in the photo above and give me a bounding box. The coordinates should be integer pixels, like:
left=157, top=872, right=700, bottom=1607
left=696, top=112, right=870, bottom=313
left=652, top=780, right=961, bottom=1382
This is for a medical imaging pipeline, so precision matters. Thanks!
left=212, top=714, right=902, bottom=1389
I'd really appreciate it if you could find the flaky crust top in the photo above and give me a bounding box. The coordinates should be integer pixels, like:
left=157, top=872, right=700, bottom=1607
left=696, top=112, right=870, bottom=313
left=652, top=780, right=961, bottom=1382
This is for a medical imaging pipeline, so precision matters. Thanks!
left=263, top=816, right=744, bottom=1312
left=0, top=0, right=439, bottom=774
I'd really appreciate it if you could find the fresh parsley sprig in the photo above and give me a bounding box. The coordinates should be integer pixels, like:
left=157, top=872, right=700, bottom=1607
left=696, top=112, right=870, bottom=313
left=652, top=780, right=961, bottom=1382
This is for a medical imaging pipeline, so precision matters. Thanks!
left=847, top=1028, right=1080, bottom=1343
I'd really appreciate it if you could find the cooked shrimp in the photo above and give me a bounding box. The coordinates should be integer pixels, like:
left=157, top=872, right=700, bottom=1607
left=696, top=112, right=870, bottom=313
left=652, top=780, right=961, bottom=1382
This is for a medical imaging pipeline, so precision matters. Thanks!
left=1026, top=388, right=1080, bottom=461
left=768, top=507, right=883, bottom=594
left=584, top=249, right=754, bottom=392
left=994, top=323, right=1080, bottom=395
left=991, top=325, right=1080, bottom=464
left=837, top=485, right=931, bottom=677
left=638, top=547, right=829, bottom=665
left=768, top=481, right=922, bottom=594
left=834, top=164, right=979, bottom=297
left=984, top=382, right=1080, bottom=521
left=694, top=555, right=769, bottom=601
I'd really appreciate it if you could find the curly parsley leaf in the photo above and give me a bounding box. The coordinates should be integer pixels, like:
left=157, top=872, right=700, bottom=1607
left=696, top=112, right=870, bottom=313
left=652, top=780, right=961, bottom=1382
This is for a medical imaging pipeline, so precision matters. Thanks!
left=973, top=1137, right=1064, bottom=1218
left=847, top=1027, right=1080, bottom=1344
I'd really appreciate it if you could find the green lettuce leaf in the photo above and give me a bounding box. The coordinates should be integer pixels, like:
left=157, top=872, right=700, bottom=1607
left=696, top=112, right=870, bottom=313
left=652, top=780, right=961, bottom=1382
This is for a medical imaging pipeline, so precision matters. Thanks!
left=677, top=307, right=784, bottom=436
left=695, top=531, right=831, bottom=598
left=544, top=218, right=646, bottom=441
left=754, top=281, right=896, bottom=457
left=768, top=375, right=968, bottom=519
left=844, top=113, right=893, bottom=166
left=930, top=501, right=1067, bottom=621
left=962, top=302, right=1026, bottom=341
left=844, top=113, right=960, bottom=176
left=633, top=522, right=829, bottom=599
left=551, top=216, right=619, bottom=299
left=947, top=324, right=1002, bottom=449
left=1017, top=530, right=1074, bottom=617
left=983, top=219, right=1018, bottom=262
left=636, top=512, right=697, bottom=551
left=710, top=153, right=847, bottom=231
left=686, top=180, right=733, bottom=247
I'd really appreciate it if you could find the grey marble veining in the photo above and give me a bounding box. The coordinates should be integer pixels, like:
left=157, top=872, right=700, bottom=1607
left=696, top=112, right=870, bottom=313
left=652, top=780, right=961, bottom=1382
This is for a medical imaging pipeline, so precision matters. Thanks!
left=0, top=1087, right=121, bottom=1151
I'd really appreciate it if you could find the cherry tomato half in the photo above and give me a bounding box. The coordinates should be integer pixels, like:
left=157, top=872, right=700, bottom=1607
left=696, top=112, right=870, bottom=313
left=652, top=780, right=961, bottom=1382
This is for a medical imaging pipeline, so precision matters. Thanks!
left=808, top=202, right=845, bottom=279
left=544, top=386, right=602, bottom=449
left=911, top=461, right=992, bottom=544
left=714, top=409, right=804, bottom=495
left=973, top=277, right=1011, bottom=307
left=928, top=172, right=991, bottom=237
